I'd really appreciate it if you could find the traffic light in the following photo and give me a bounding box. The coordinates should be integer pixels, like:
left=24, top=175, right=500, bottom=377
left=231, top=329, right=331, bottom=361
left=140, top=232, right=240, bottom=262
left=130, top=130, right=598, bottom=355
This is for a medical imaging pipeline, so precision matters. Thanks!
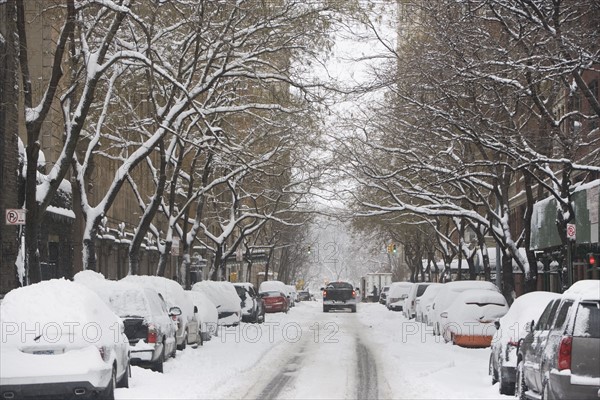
left=588, top=253, right=597, bottom=266
left=393, top=244, right=397, bottom=254
left=307, top=245, right=311, bottom=254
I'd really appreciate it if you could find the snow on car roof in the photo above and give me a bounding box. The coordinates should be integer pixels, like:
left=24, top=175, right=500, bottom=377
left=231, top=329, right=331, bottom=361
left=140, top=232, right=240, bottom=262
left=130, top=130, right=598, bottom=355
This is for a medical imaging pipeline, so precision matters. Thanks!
left=192, top=281, right=241, bottom=312
left=75, top=270, right=161, bottom=319
left=563, top=280, right=600, bottom=301
left=121, top=275, right=195, bottom=322
left=0, top=279, right=122, bottom=347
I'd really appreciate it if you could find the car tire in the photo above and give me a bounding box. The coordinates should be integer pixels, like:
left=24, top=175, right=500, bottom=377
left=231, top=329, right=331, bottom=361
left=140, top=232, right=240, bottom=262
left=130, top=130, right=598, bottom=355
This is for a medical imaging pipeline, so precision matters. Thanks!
left=499, top=364, right=513, bottom=395
left=515, top=360, right=528, bottom=400
left=152, top=344, right=165, bottom=373
left=323, top=305, right=329, bottom=313
left=117, top=361, right=130, bottom=389
left=541, top=379, right=551, bottom=400
left=489, top=354, right=498, bottom=385
left=100, top=366, right=116, bottom=400
left=351, top=305, right=357, bottom=313
left=178, top=331, right=187, bottom=351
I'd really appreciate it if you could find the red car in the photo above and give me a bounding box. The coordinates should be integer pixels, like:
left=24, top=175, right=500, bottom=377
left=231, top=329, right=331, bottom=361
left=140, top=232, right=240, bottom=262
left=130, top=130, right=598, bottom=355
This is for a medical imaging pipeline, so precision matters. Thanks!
left=261, top=291, right=289, bottom=313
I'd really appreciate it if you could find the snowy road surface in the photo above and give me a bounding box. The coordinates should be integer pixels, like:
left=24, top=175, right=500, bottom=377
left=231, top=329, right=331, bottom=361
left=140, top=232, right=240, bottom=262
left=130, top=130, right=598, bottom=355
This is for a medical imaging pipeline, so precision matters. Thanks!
left=116, top=302, right=510, bottom=399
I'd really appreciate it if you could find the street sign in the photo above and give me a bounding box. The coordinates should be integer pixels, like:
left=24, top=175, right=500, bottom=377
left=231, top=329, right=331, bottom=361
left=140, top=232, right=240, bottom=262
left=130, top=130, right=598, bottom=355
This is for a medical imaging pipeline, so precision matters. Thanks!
left=566, top=223, right=576, bottom=240
left=5, top=209, right=26, bottom=225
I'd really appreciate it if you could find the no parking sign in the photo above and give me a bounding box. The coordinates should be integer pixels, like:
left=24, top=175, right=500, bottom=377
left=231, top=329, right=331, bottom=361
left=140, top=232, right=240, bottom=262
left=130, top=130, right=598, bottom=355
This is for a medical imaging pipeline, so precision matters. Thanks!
left=5, top=209, right=26, bottom=225
left=566, top=223, right=576, bottom=240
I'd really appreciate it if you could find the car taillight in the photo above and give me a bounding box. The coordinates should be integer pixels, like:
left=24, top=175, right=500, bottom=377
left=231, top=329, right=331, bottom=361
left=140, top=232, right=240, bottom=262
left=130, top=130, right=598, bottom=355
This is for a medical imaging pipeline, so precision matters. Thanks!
left=323, top=290, right=327, bottom=298
left=98, top=346, right=111, bottom=362
left=507, top=339, right=519, bottom=347
left=558, top=336, right=572, bottom=371
left=147, top=324, right=158, bottom=344
left=352, top=290, right=356, bottom=298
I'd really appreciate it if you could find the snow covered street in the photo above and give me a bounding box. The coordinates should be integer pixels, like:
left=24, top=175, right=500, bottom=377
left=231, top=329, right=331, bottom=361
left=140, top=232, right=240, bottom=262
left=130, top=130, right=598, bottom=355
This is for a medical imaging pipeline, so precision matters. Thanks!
left=116, top=301, right=510, bottom=399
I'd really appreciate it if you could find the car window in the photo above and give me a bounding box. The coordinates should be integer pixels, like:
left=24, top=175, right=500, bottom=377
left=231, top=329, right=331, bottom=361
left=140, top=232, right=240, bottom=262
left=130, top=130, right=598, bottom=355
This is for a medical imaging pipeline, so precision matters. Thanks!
left=416, top=285, right=429, bottom=297
left=551, top=300, right=574, bottom=332
left=535, top=300, right=557, bottom=331
left=573, top=301, right=600, bottom=338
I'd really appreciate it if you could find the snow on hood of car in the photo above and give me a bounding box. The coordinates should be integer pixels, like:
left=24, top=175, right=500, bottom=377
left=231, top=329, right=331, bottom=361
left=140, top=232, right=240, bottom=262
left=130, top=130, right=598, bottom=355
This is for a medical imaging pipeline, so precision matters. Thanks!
left=192, top=281, right=241, bottom=313
left=492, top=291, right=560, bottom=346
left=0, top=279, right=124, bottom=349
left=121, top=274, right=195, bottom=323
left=388, top=282, right=414, bottom=297
left=446, top=289, right=508, bottom=323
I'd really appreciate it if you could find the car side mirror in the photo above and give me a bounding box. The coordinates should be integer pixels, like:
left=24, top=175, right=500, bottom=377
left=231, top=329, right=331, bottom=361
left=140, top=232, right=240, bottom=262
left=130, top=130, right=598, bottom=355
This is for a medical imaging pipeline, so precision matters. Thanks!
left=194, top=306, right=198, bottom=314
left=440, top=312, right=448, bottom=318
left=169, top=306, right=182, bottom=316
left=494, top=320, right=500, bottom=330
left=320, top=287, right=324, bottom=291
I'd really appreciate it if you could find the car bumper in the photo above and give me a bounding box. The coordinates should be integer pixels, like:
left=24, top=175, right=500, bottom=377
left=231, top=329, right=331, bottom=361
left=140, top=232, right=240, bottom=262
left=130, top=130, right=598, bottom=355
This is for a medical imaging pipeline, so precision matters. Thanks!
left=323, top=299, right=357, bottom=306
left=549, top=371, right=600, bottom=399
left=129, top=340, right=161, bottom=363
left=452, top=334, right=493, bottom=348
left=264, top=304, right=286, bottom=313
left=0, top=380, right=110, bottom=399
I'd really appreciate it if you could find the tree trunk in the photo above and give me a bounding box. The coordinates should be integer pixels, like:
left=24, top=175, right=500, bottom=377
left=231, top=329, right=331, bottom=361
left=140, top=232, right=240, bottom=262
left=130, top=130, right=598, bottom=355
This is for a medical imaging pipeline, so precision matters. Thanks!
left=156, top=240, right=172, bottom=277
left=523, top=171, right=538, bottom=293
left=501, top=251, right=515, bottom=303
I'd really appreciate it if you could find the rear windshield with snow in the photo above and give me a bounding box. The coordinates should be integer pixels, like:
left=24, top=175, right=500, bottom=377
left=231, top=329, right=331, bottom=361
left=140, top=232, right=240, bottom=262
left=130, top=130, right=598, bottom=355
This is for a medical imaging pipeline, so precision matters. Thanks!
left=573, top=302, right=600, bottom=338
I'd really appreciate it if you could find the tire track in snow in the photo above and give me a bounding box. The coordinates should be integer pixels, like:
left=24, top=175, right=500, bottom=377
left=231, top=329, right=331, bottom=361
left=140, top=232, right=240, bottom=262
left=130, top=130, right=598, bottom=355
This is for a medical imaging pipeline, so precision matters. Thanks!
left=356, top=338, right=379, bottom=399
left=255, top=345, right=305, bottom=400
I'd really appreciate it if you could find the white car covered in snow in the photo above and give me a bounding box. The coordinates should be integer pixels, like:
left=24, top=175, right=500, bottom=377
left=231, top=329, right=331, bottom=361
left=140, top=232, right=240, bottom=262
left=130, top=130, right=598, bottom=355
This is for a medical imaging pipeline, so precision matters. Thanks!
left=402, top=282, right=434, bottom=318
left=440, top=289, right=509, bottom=348
left=489, top=291, right=560, bottom=395
left=75, top=271, right=178, bottom=373
left=122, top=275, right=200, bottom=349
left=0, top=279, right=130, bottom=399
left=185, top=290, right=219, bottom=342
left=192, top=281, right=242, bottom=326
left=417, top=283, right=443, bottom=324
left=430, top=280, right=500, bottom=336
left=385, top=282, right=413, bottom=311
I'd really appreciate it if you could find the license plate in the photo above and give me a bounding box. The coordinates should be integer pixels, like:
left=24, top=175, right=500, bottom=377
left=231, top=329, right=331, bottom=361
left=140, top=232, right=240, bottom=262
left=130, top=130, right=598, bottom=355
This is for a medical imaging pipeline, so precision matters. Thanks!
left=33, top=350, right=55, bottom=355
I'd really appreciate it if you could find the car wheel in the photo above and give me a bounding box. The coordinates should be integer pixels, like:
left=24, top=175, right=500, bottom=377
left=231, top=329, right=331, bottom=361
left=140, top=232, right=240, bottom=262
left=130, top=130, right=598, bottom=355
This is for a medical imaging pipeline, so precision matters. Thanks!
left=151, top=344, right=165, bottom=373
left=351, top=305, right=357, bottom=313
left=515, top=360, right=528, bottom=400
left=489, top=354, right=498, bottom=385
left=100, top=366, right=116, bottom=400
left=117, top=361, right=130, bottom=389
left=178, top=331, right=187, bottom=351
left=541, top=379, right=551, bottom=400
left=323, top=305, right=329, bottom=313
left=498, top=363, right=514, bottom=395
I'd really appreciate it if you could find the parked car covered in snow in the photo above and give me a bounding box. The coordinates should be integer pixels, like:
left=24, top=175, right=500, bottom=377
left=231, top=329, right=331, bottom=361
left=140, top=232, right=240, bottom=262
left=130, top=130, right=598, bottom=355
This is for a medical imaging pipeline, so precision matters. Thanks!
left=379, top=285, right=390, bottom=305
left=386, top=282, right=413, bottom=311
left=516, top=280, right=600, bottom=400
left=261, top=291, right=290, bottom=313
left=489, top=291, right=560, bottom=395
left=439, top=289, right=508, bottom=347
left=259, top=280, right=291, bottom=307
left=417, top=283, right=443, bottom=324
left=0, top=279, right=130, bottom=399
left=192, top=281, right=242, bottom=326
left=75, top=271, right=177, bottom=373
left=430, top=280, right=500, bottom=336
left=234, top=282, right=265, bottom=323
left=403, top=282, right=435, bottom=319
left=122, top=275, right=200, bottom=350
left=185, top=290, right=219, bottom=342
